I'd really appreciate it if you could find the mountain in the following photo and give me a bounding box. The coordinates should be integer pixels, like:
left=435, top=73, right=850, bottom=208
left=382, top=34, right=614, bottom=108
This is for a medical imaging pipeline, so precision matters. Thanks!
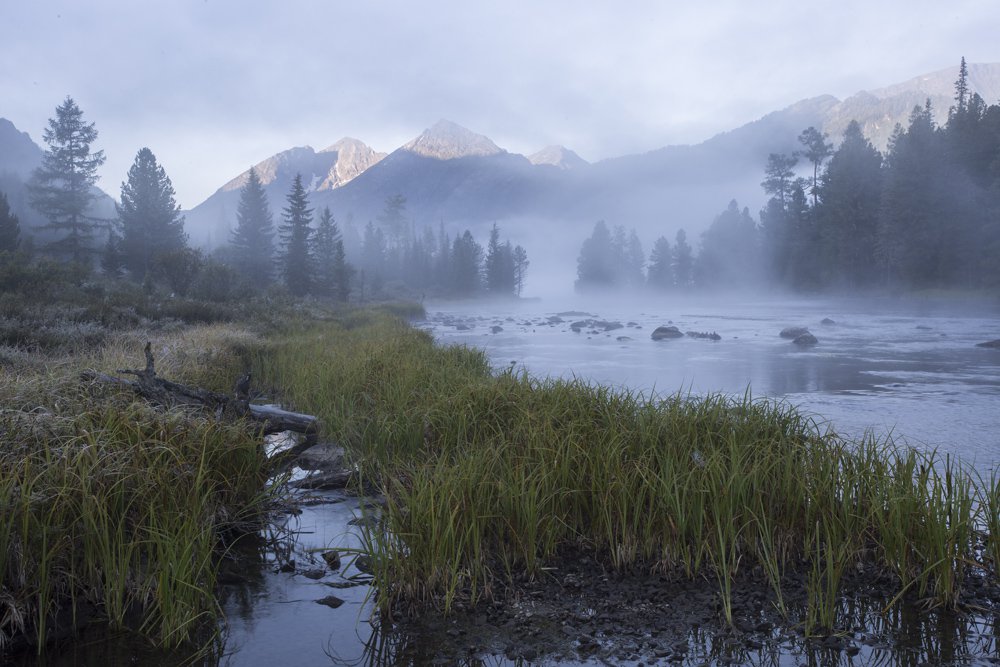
left=528, top=145, right=588, bottom=170
left=820, top=62, right=1000, bottom=150
left=186, top=138, right=386, bottom=246
left=185, top=61, right=1000, bottom=253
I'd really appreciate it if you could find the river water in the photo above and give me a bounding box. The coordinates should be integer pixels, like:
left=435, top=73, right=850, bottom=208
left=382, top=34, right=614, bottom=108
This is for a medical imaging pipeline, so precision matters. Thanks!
left=423, top=294, right=1000, bottom=467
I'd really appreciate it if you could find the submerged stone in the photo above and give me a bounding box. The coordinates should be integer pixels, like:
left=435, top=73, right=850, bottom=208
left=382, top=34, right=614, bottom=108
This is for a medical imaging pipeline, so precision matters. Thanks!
left=315, top=595, right=345, bottom=609
left=793, top=333, right=818, bottom=346
left=651, top=326, right=683, bottom=340
left=780, top=326, right=810, bottom=339
left=976, top=338, right=1000, bottom=348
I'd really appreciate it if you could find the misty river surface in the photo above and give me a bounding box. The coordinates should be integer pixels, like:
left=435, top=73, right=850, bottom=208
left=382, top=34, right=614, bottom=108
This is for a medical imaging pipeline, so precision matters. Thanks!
left=422, top=294, right=1000, bottom=467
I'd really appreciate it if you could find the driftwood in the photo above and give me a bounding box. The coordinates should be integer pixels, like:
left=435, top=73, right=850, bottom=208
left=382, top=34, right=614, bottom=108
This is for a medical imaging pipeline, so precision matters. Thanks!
left=81, top=342, right=318, bottom=444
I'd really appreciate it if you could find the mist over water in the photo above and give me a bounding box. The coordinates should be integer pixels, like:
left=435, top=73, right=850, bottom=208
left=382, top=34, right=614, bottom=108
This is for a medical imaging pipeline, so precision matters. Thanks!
left=424, top=293, right=1000, bottom=466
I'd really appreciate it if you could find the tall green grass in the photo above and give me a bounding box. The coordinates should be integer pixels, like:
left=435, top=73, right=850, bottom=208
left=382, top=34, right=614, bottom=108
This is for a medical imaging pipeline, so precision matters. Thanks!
left=0, top=325, right=279, bottom=654
left=255, top=311, right=1000, bottom=633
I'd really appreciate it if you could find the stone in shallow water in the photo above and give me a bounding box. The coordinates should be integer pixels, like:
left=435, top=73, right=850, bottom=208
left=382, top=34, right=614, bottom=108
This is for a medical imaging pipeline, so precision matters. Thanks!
left=779, top=326, right=810, bottom=339
left=793, top=333, right=819, bottom=346
left=651, top=326, right=683, bottom=341
left=322, top=550, right=342, bottom=571
left=315, top=595, right=345, bottom=609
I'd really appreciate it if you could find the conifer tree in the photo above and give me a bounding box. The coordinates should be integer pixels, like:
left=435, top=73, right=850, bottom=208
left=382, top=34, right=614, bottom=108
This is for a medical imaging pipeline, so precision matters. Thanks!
left=797, top=127, right=833, bottom=205
left=27, top=97, right=106, bottom=262
left=118, top=147, right=187, bottom=280
left=0, top=191, right=21, bottom=252
left=671, top=229, right=694, bottom=288
left=647, top=236, right=672, bottom=289
left=512, top=245, right=529, bottom=297
left=485, top=223, right=516, bottom=296
left=278, top=173, right=314, bottom=296
left=230, top=167, right=275, bottom=289
left=450, top=230, right=483, bottom=296
left=575, top=220, right=617, bottom=291
left=312, top=206, right=353, bottom=300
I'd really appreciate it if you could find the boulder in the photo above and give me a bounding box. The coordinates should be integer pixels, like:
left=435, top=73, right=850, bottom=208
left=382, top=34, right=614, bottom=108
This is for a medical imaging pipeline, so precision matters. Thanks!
left=780, top=326, right=810, bottom=339
left=315, top=595, right=345, bottom=609
left=793, top=333, right=819, bottom=346
left=322, top=550, right=342, bottom=571
left=490, top=325, right=503, bottom=334
left=291, top=469, right=353, bottom=490
left=977, top=339, right=1000, bottom=348
left=296, top=442, right=345, bottom=471
left=651, top=326, right=684, bottom=340
left=820, top=318, right=835, bottom=325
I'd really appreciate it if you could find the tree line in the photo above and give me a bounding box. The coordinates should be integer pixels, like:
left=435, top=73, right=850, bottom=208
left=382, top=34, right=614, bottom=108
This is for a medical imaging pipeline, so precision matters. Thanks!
left=1, top=96, right=529, bottom=301
left=577, top=59, right=1000, bottom=294
left=762, top=58, right=1000, bottom=290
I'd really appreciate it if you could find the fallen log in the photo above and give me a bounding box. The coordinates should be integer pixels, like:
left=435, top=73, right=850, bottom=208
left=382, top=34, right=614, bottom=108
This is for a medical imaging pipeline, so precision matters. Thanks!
left=81, top=342, right=318, bottom=443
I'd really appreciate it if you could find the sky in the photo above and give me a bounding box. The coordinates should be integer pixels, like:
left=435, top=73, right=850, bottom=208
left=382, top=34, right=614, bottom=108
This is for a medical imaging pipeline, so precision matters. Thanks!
left=2, top=1, right=998, bottom=209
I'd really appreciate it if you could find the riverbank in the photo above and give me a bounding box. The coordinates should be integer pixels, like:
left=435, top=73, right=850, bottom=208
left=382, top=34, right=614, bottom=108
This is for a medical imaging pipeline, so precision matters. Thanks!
left=255, top=310, right=1000, bottom=650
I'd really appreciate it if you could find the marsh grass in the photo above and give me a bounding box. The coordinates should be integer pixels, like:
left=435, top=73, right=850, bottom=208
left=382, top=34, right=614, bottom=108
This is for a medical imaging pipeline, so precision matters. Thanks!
left=257, top=311, right=1000, bottom=634
left=0, top=322, right=279, bottom=654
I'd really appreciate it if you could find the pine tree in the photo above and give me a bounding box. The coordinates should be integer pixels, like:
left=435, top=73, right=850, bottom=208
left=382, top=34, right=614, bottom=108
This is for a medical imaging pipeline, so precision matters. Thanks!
left=814, top=120, right=883, bottom=286
left=671, top=229, right=694, bottom=288
left=696, top=200, right=760, bottom=287
left=0, top=191, right=21, bottom=252
left=450, top=230, right=483, bottom=296
left=485, top=223, right=516, bottom=296
left=797, top=127, right=833, bottom=205
left=575, top=221, right=617, bottom=291
left=361, top=221, right=387, bottom=293
left=27, top=97, right=106, bottom=262
left=230, top=168, right=275, bottom=289
left=117, top=147, right=187, bottom=280
left=761, top=153, right=798, bottom=207
left=278, top=174, right=314, bottom=296
left=312, top=207, right=340, bottom=297
left=647, top=236, right=672, bottom=289
left=101, top=227, right=125, bottom=277
left=624, top=229, right=645, bottom=287
left=512, top=245, right=529, bottom=297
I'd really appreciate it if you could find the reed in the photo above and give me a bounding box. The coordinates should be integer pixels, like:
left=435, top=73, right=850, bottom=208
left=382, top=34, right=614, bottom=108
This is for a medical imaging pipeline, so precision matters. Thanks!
left=254, top=310, right=995, bottom=631
left=0, top=323, right=278, bottom=653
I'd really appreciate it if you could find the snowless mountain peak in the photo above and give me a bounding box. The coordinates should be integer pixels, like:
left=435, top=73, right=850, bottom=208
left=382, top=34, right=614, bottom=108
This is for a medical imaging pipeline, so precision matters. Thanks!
left=402, top=120, right=504, bottom=159
left=528, top=145, right=588, bottom=170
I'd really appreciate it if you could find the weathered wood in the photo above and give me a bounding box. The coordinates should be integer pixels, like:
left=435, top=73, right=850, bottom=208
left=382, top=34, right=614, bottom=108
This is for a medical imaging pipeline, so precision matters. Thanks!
left=81, top=342, right=319, bottom=440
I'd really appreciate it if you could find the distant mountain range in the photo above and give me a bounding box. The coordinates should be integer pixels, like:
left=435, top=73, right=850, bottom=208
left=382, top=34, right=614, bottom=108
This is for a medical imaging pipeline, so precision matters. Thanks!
left=3, top=62, right=998, bottom=250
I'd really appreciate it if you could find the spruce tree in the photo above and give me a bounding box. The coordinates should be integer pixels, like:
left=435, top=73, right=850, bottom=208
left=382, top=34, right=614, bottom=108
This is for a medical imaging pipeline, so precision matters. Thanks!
left=118, top=147, right=187, bottom=280
left=575, top=221, right=617, bottom=291
left=278, top=174, right=314, bottom=296
left=312, top=206, right=354, bottom=300
left=450, top=230, right=483, bottom=296
left=512, top=245, right=529, bottom=297
left=647, top=236, right=672, bottom=289
left=485, top=223, right=516, bottom=296
left=671, top=229, right=694, bottom=288
left=27, top=97, right=106, bottom=262
left=230, top=168, right=275, bottom=290
left=797, top=127, right=833, bottom=205
left=0, top=191, right=21, bottom=252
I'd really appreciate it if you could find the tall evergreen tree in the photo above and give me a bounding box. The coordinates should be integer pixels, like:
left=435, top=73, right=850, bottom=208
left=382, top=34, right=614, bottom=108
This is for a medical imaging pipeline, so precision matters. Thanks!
left=797, top=127, right=833, bottom=205
left=814, top=121, right=883, bottom=286
left=647, top=236, right=672, bottom=289
left=361, top=221, right=387, bottom=292
left=512, top=244, right=529, bottom=297
left=27, top=97, right=106, bottom=262
left=450, top=230, right=483, bottom=296
left=671, top=229, right=694, bottom=288
left=278, top=174, right=314, bottom=296
left=696, top=200, right=760, bottom=287
left=312, top=207, right=340, bottom=296
left=485, top=223, right=516, bottom=296
left=761, top=153, right=798, bottom=207
left=117, top=147, right=187, bottom=280
left=0, top=191, right=21, bottom=252
left=230, top=167, right=275, bottom=289
left=575, top=221, right=618, bottom=291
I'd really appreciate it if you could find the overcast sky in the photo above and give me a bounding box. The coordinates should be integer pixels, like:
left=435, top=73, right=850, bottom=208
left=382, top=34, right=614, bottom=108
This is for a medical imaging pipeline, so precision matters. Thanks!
left=3, top=1, right=998, bottom=208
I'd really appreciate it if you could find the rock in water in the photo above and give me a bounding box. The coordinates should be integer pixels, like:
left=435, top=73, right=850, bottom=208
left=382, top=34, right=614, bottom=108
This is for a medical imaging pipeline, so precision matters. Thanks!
left=976, top=339, right=1000, bottom=348
left=651, top=326, right=683, bottom=340
left=315, top=595, right=345, bottom=609
left=322, top=550, right=342, bottom=571
left=780, top=326, right=810, bottom=339
left=820, top=318, right=836, bottom=325
left=793, top=333, right=819, bottom=346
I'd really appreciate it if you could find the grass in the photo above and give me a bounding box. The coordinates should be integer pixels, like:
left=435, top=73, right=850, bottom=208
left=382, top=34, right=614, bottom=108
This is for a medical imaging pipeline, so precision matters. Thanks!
left=0, top=317, right=281, bottom=655
left=255, top=310, right=1000, bottom=634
